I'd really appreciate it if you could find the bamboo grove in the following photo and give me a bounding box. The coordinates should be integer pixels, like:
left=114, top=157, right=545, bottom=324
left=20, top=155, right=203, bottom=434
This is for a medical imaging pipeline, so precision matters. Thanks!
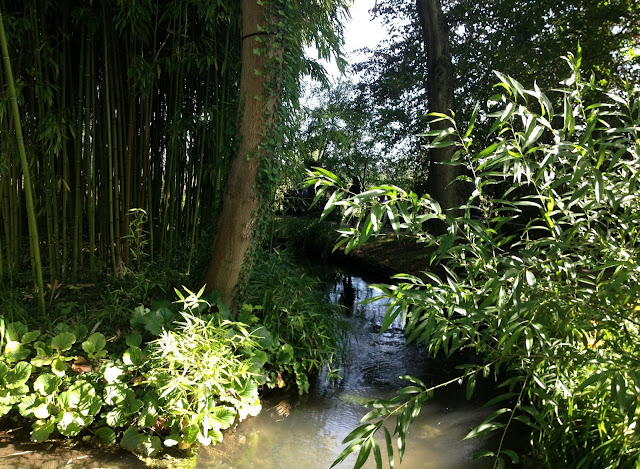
left=0, top=0, right=242, bottom=311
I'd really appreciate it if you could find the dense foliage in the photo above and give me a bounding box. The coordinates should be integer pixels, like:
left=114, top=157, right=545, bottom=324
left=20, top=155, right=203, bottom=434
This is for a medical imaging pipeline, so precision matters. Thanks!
left=243, top=249, right=346, bottom=393
left=308, top=52, right=640, bottom=468
left=0, top=0, right=242, bottom=295
left=348, top=0, right=640, bottom=190
left=0, top=288, right=260, bottom=457
left=0, top=259, right=345, bottom=458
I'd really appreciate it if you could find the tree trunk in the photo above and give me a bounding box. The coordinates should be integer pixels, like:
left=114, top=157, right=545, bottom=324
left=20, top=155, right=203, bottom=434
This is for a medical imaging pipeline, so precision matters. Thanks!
left=203, top=0, right=281, bottom=306
left=416, top=0, right=462, bottom=217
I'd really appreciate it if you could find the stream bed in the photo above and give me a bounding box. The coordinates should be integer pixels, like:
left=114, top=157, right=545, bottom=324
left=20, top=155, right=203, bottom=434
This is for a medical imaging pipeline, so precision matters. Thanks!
left=197, top=269, right=493, bottom=469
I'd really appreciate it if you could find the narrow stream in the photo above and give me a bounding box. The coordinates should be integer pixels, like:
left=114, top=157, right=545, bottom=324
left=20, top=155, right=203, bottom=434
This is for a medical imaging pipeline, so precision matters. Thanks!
left=197, top=269, right=492, bottom=468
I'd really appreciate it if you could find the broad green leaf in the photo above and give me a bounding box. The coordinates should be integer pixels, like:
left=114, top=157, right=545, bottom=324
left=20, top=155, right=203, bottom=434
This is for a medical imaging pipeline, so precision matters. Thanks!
left=104, top=383, right=128, bottom=406
left=126, top=333, right=143, bottom=348
left=182, top=423, right=200, bottom=444
left=22, top=330, right=40, bottom=344
left=105, top=407, right=129, bottom=427
left=6, top=322, right=28, bottom=341
left=140, top=436, right=162, bottom=457
left=121, top=426, right=145, bottom=452
left=51, top=357, right=67, bottom=377
left=210, top=406, right=236, bottom=431
left=34, top=373, right=62, bottom=396
left=5, top=362, right=32, bottom=389
left=94, top=427, right=116, bottom=445
left=57, top=411, right=88, bottom=437
left=103, top=364, right=125, bottom=383
left=31, top=419, right=55, bottom=443
left=123, top=346, right=143, bottom=366
left=50, top=332, right=76, bottom=351
left=82, top=332, right=106, bottom=354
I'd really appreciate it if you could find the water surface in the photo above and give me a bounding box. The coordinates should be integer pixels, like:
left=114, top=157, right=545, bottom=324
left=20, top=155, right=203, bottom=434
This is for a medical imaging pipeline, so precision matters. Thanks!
left=198, top=270, right=491, bottom=469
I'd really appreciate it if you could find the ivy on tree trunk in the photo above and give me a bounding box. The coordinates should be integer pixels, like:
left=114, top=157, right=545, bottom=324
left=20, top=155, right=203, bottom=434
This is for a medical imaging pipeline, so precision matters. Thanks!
left=203, top=0, right=282, bottom=305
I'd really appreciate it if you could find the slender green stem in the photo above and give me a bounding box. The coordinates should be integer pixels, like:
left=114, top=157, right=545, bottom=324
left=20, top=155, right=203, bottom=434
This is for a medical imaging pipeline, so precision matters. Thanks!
left=0, top=10, right=45, bottom=315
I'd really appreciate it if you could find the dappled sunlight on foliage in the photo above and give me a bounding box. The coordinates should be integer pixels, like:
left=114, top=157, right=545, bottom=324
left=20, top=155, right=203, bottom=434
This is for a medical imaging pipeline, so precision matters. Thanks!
left=308, top=50, right=640, bottom=468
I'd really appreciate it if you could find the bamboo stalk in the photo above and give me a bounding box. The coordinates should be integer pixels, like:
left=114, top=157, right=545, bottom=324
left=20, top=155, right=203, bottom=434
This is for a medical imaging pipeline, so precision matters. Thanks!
left=0, top=9, right=46, bottom=314
left=72, top=28, right=86, bottom=278
left=87, top=38, right=96, bottom=276
left=102, top=8, right=117, bottom=276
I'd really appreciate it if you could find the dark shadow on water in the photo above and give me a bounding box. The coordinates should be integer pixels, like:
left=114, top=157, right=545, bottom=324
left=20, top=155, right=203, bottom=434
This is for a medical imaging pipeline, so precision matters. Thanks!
left=197, top=263, right=506, bottom=468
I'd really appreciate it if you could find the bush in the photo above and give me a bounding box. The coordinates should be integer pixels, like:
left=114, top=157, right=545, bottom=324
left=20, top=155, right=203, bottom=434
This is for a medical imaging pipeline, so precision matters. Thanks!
left=308, top=50, right=640, bottom=468
left=0, top=287, right=262, bottom=457
left=242, top=248, right=347, bottom=393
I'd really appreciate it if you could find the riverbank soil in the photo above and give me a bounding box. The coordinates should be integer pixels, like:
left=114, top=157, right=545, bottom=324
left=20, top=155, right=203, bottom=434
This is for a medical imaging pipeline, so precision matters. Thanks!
left=0, top=418, right=196, bottom=468
left=344, top=233, right=432, bottom=278
left=0, top=424, right=146, bottom=468
left=273, top=216, right=433, bottom=279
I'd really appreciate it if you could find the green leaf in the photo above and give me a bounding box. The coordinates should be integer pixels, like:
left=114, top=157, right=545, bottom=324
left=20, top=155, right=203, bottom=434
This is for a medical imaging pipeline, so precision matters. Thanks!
left=6, top=322, right=28, bottom=341
left=31, top=419, right=55, bottom=443
left=50, top=332, right=76, bottom=351
left=354, top=438, right=373, bottom=469
left=34, top=373, right=62, bottom=396
left=94, top=427, right=116, bottom=445
left=51, top=357, right=67, bottom=377
left=22, top=330, right=40, bottom=344
left=331, top=439, right=363, bottom=468
left=105, top=407, right=130, bottom=427
left=210, top=406, right=237, bottom=431
left=82, top=332, right=106, bottom=354
left=57, top=411, right=88, bottom=437
left=384, top=426, right=395, bottom=469
left=123, top=346, right=143, bottom=366
left=593, top=168, right=604, bottom=203
left=501, top=449, right=520, bottom=463
left=104, top=383, right=129, bottom=406
left=342, top=424, right=377, bottom=444
left=312, top=166, right=341, bottom=185
left=5, top=362, right=32, bottom=389
left=140, top=435, right=162, bottom=457
left=126, top=333, right=143, bottom=348
left=182, top=423, right=200, bottom=444
left=121, top=426, right=145, bottom=452
left=4, top=341, right=30, bottom=361
left=17, top=394, right=40, bottom=417
left=103, top=364, right=125, bottom=383
left=372, top=436, right=383, bottom=469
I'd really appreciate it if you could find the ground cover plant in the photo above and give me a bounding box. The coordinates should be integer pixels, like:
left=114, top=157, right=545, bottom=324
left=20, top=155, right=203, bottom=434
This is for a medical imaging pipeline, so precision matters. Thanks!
left=0, top=258, right=345, bottom=460
left=242, top=248, right=347, bottom=393
left=307, top=50, right=640, bottom=468
left=0, top=287, right=262, bottom=457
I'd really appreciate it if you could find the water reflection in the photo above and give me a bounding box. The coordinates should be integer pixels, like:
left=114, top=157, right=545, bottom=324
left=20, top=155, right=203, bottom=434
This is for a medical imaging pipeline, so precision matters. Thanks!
left=198, top=270, right=490, bottom=469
